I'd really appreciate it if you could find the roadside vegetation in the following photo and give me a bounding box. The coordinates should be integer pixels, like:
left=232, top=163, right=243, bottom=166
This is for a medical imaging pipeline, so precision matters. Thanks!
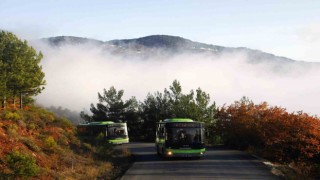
left=215, top=98, right=320, bottom=179
left=0, top=106, right=131, bottom=179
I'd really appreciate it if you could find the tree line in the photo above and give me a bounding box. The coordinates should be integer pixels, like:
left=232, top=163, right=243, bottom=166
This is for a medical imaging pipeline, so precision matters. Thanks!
left=81, top=80, right=217, bottom=141
left=82, top=81, right=319, bottom=176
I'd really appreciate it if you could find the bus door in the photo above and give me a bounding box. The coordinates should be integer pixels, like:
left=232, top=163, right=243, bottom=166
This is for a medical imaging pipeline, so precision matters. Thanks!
left=156, top=123, right=166, bottom=151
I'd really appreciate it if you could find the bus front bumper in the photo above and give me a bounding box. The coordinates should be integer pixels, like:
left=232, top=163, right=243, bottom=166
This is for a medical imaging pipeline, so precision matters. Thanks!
left=164, top=148, right=205, bottom=158
left=108, top=138, right=129, bottom=144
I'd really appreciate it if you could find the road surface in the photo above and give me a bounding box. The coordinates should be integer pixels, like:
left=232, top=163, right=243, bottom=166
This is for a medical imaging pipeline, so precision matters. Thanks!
left=120, top=143, right=280, bottom=180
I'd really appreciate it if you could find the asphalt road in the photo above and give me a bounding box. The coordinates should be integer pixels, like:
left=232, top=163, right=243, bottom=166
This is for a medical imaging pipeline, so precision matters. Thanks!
left=120, top=143, right=281, bottom=180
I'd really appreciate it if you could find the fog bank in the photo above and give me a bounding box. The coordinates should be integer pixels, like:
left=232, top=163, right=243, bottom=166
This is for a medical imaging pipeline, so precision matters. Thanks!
left=33, top=42, right=320, bottom=116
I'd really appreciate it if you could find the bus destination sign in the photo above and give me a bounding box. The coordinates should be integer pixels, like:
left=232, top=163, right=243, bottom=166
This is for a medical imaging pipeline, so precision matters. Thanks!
left=166, top=122, right=202, bottom=128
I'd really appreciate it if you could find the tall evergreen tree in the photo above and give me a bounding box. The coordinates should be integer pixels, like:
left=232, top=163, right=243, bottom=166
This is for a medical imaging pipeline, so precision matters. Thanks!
left=88, top=86, right=136, bottom=122
left=195, top=88, right=216, bottom=124
left=139, top=92, right=172, bottom=141
left=0, top=31, right=46, bottom=108
left=83, top=86, right=141, bottom=140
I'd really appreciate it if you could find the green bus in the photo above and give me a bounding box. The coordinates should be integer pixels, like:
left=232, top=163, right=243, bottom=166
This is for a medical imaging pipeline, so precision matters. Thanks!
left=155, top=118, right=205, bottom=158
left=77, top=121, right=129, bottom=144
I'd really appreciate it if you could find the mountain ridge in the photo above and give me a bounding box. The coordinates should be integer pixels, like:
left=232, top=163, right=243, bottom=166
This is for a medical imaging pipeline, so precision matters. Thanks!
left=42, top=35, right=311, bottom=64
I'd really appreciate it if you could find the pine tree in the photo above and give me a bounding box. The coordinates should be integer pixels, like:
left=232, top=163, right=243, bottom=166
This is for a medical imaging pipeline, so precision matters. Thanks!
left=89, top=86, right=135, bottom=122
left=0, top=31, right=46, bottom=108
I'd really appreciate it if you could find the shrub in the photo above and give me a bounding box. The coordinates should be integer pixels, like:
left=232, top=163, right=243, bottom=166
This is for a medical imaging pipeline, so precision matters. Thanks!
left=5, top=112, right=22, bottom=121
left=22, top=138, right=41, bottom=152
left=96, top=142, right=114, bottom=160
left=0, top=110, right=11, bottom=120
left=207, top=135, right=223, bottom=145
left=24, top=111, right=41, bottom=122
left=57, top=135, right=69, bottom=146
left=216, top=100, right=320, bottom=164
left=94, top=132, right=106, bottom=144
left=34, top=107, right=55, bottom=122
left=5, top=150, right=39, bottom=178
left=82, top=142, right=93, bottom=152
left=47, top=114, right=55, bottom=122
left=44, top=136, right=58, bottom=151
left=54, top=117, right=73, bottom=128
left=17, top=119, right=27, bottom=128
left=6, top=124, right=18, bottom=136
left=27, top=123, right=36, bottom=130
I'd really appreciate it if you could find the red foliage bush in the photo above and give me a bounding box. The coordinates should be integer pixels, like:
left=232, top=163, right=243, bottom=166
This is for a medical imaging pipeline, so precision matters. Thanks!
left=216, top=99, right=320, bottom=163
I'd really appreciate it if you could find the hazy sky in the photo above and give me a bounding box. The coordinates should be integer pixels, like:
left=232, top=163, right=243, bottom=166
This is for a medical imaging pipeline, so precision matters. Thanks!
left=1, top=0, right=320, bottom=62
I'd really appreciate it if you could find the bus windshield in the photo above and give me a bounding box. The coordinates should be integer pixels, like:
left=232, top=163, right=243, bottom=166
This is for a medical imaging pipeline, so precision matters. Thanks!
left=107, top=125, right=128, bottom=139
left=166, top=127, right=203, bottom=144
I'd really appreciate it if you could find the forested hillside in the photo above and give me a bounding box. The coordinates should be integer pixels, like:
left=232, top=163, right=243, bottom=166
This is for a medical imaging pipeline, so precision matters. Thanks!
left=0, top=31, right=129, bottom=179
left=0, top=106, right=130, bottom=179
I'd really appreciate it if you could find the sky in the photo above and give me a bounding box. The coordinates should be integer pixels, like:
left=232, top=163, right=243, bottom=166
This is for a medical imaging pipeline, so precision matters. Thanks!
left=1, top=0, right=320, bottom=62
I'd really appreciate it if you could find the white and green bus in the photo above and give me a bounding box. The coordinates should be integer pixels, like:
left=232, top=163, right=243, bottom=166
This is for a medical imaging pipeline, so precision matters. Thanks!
left=155, top=118, right=205, bottom=158
left=77, top=121, right=129, bottom=144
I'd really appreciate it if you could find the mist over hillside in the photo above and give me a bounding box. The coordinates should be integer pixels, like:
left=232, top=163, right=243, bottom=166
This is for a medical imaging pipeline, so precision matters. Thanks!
left=44, top=35, right=299, bottom=63
left=32, top=35, right=320, bottom=116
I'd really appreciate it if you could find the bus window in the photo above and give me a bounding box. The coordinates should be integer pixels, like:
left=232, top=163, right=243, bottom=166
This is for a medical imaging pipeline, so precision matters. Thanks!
left=193, top=129, right=201, bottom=143
left=166, top=128, right=202, bottom=144
left=177, top=129, right=187, bottom=142
left=108, top=127, right=127, bottom=137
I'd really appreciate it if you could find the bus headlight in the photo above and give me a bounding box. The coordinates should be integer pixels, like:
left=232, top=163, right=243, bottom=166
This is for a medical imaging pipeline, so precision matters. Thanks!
left=167, top=151, right=173, bottom=156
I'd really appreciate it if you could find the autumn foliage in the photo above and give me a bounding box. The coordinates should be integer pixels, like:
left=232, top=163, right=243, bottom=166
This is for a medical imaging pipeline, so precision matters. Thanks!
left=0, top=106, right=130, bottom=179
left=215, top=98, right=320, bottom=165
